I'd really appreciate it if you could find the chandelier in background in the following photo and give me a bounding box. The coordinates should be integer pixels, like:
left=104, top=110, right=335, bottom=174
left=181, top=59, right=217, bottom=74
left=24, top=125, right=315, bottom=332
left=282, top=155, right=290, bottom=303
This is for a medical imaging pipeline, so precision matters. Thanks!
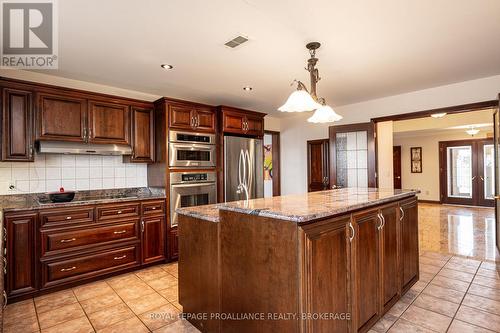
left=278, top=42, right=342, bottom=123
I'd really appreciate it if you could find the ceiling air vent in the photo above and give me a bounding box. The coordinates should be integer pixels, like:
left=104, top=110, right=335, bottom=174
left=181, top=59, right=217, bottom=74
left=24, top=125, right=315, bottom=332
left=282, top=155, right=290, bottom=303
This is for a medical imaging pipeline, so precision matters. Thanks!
left=224, top=35, right=248, bottom=48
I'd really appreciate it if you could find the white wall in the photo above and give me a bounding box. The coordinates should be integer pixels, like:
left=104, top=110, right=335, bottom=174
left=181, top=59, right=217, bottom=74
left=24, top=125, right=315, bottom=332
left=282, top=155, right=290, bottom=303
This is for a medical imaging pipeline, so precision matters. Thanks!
left=377, top=121, right=394, bottom=189
left=394, top=131, right=490, bottom=201
left=280, top=75, right=500, bottom=195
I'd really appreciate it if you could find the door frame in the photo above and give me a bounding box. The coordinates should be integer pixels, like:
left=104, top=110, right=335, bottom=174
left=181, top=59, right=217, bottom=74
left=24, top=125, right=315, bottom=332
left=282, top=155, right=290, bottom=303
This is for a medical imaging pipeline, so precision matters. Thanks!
left=393, top=146, right=402, bottom=189
left=438, top=138, right=494, bottom=207
left=307, top=139, right=330, bottom=192
left=329, top=122, right=377, bottom=188
left=264, top=130, right=281, bottom=196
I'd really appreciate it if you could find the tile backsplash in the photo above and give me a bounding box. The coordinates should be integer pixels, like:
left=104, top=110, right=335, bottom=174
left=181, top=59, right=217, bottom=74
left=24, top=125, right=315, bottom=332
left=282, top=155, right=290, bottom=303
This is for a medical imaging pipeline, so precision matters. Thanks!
left=0, top=154, right=148, bottom=195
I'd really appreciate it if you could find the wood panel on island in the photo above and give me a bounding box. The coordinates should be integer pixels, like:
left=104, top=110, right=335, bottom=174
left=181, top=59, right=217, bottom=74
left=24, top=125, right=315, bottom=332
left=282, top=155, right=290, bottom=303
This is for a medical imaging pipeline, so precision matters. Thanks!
left=3, top=199, right=166, bottom=302
left=0, top=77, right=155, bottom=163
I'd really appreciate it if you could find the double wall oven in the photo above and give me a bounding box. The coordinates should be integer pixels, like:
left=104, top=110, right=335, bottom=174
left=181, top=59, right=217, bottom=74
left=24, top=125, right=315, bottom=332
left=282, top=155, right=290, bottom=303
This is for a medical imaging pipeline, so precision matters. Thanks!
left=168, top=131, right=217, bottom=227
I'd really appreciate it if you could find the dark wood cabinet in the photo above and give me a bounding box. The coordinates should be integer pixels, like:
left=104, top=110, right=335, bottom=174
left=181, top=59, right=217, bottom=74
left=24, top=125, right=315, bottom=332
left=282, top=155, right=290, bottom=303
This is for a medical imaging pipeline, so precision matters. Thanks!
left=352, top=209, right=381, bottom=332
left=168, top=102, right=216, bottom=133
left=36, top=92, right=87, bottom=142
left=169, top=227, right=179, bottom=260
left=1, top=88, right=34, bottom=161
left=300, top=216, right=351, bottom=333
left=307, top=139, right=329, bottom=192
left=128, top=107, right=155, bottom=163
left=380, top=204, right=400, bottom=312
left=220, top=106, right=265, bottom=137
left=88, top=100, right=130, bottom=145
left=5, top=212, right=38, bottom=298
left=142, top=216, right=166, bottom=264
left=400, top=198, right=419, bottom=291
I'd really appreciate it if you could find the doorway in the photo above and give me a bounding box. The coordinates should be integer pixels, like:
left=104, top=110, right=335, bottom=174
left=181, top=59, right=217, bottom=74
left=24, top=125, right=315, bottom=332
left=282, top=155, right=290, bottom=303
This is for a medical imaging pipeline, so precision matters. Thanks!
left=393, top=146, right=402, bottom=189
left=307, top=139, right=329, bottom=192
left=439, top=139, right=494, bottom=207
left=263, top=131, right=281, bottom=197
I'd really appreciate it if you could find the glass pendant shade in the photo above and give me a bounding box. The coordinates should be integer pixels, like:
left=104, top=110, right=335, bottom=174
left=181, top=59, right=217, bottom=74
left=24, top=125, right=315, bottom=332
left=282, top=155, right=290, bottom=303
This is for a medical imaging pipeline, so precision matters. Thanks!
left=278, top=90, right=322, bottom=112
left=307, top=104, right=343, bottom=123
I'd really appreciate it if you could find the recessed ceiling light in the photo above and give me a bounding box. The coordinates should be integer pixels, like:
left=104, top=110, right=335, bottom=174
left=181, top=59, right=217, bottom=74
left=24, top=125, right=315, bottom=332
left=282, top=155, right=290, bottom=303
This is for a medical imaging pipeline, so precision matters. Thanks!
left=430, top=112, right=447, bottom=118
left=161, top=64, right=173, bottom=70
left=243, top=86, right=253, bottom=91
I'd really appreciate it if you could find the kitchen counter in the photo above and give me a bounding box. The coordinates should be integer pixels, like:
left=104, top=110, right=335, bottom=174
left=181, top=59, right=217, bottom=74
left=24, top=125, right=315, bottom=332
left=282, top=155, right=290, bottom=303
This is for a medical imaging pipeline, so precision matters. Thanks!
left=0, top=187, right=166, bottom=213
left=177, top=187, right=418, bottom=223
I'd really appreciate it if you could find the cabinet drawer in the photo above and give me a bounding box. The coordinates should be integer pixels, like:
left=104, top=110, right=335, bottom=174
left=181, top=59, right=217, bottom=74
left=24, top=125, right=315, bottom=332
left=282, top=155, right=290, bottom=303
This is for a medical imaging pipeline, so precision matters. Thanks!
left=142, top=200, right=165, bottom=216
left=96, top=203, right=140, bottom=221
left=40, top=207, right=94, bottom=228
left=41, top=221, right=139, bottom=256
left=42, top=246, right=140, bottom=286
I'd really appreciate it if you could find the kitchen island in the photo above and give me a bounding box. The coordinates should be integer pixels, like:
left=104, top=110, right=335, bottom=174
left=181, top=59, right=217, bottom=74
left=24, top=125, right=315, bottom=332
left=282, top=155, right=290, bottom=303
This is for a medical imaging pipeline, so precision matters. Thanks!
left=177, top=188, right=419, bottom=333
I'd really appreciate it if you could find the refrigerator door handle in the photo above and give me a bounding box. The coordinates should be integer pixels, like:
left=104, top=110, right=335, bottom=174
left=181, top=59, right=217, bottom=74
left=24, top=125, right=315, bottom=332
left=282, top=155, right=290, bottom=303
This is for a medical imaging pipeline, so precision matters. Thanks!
left=245, top=149, right=252, bottom=194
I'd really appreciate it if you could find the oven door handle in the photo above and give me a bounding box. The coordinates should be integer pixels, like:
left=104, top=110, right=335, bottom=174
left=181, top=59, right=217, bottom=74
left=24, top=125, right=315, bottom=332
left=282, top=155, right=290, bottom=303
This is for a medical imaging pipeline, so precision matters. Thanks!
left=171, top=183, right=216, bottom=188
left=170, top=144, right=215, bottom=150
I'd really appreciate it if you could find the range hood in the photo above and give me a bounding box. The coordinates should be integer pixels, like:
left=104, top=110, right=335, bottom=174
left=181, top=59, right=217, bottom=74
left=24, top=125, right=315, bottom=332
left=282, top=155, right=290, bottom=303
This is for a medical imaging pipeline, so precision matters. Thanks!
left=37, top=141, right=132, bottom=156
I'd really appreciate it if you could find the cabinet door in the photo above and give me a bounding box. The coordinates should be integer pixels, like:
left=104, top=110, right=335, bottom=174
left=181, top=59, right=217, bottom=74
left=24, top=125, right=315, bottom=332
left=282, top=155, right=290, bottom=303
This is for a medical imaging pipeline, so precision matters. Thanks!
left=1, top=88, right=34, bottom=161
left=401, top=198, right=419, bottom=291
left=222, top=111, right=244, bottom=134
left=194, top=107, right=216, bottom=133
left=5, top=212, right=38, bottom=298
left=352, top=209, right=380, bottom=332
left=142, top=216, right=166, bottom=264
left=168, top=227, right=179, bottom=261
left=88, top=100, right=130, bottom=144
left=36, top=93, right=87, bottom=142
left=169, top=104, right=195, bottom=130
left=380, top=204, right=400, bottom=311
left=300, top=217, right=351, bottom=333
left=245, top=115, right=264, bottom=137
left=130, top=107, right=154, bottom=163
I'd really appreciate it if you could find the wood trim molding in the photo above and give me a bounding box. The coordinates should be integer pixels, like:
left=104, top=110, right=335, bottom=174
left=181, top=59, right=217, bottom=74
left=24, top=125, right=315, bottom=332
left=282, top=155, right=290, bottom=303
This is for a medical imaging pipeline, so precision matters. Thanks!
left=417, top=199, right=441, bottom=204
left=371, top=100, right=498, bottom=123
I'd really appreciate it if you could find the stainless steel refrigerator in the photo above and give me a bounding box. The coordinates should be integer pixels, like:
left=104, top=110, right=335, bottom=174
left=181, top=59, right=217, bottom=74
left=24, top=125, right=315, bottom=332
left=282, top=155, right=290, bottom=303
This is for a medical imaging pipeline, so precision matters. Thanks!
left=224, top=136, right=264, bottom=202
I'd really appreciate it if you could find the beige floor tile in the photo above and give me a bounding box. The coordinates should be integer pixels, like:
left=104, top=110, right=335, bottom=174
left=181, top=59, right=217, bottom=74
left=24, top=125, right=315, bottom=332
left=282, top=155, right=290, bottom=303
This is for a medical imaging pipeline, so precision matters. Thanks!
left=387, top=296, right=413, bottom=317
left=421, top=283, right=465, bottom=304
left=73, top=281, right=115, bottom=301
left=161, top=262, right=178, bottom=274
left=449, top=256, right=481, bottom=267
left=444, top=262, right=479, bottom=274
left=409, top=280, right=428, bottom=293
left=40, top=316, right=94, bottom=333
left=135, top=266, right=170, bottom=281
left=3, top=299, right=37, bottom=326
left=421, top=251, right=452, bottom=261
left=35, top=290, right=78, bottom=314
left=419, top=257, right=447, bottom=268
left=412, top=293, right=459, bottom=317
left=455, top=305, right=500, bottom=332
left=125, top=292, right=169, bottom=315
left=476, top=267, right=500, bottom=279
left=113, top=281, right=156, bottom=301
left=152, top=319, right=199, bottom=333
left=468, top=283, right=500, bottom=302
left=138, top=303, right=181, bottom=331
left=80, top=290, right=123, bottom=314
left=419, top=263, right=441, bottom=275
left=387, top=319, right=434, bottom=333
left=372, top=313, right=398, bottom=332
left=171, top=301, right=183, bottom=311
left=37, top=303, right=86, bottom=330
left=3, top=317, right=39, bottom=333
left=87, top=303, right=135, bottom=330
left=462, top=293, right=500, bottom=316
left=146, top=274, right=178, bottom=291
left=480, top=261, right=500, bottom=271
left=417, top=271, right=435, bottom=283
left=429, top=275, right=470, bottom=292
left=473, top=275, right=500, bottom=289
left=400, top=305, right=452, bottom=332
left=106, top=273, right=141, bottom=289
left=157, top=285, right=179, bottom=302
left=447, top=319, right=495, bottom=333
left=97, top=316, right=149, bottom=333
left=437, top=267, right=475, bottom=283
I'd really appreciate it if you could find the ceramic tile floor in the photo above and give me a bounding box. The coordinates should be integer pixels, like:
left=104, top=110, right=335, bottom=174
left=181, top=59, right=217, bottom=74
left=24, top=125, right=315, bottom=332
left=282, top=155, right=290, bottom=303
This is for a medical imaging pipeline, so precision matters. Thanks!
left=2, top=262, right=200, bottom=333
left=3, top=204, right=500, bottom=332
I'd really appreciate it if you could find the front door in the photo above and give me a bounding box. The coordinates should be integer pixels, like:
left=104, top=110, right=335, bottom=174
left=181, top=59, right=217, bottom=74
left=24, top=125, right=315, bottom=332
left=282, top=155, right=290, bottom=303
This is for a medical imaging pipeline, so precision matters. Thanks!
left=393, top=146, right=402, bottom=189
left=439, top=139, right=494, bottom=207
left=307, top=139, right=329, bottom=192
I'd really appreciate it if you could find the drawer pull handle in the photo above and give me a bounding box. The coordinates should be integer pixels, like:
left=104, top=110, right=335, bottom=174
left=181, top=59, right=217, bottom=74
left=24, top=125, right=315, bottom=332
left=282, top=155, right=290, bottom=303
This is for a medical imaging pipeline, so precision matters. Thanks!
left=66, top=216, right=72, bottom=220
left=152, top=207, right=156, bottom=210
left=60, top=266, right=77, bottom=272
left=117, top=210, right=122, bottom=214
left=60, top=238, right=76, bottom=243
left=113, top=230, right=127, bottom=234
left=114, top=255, right=127, bottom=260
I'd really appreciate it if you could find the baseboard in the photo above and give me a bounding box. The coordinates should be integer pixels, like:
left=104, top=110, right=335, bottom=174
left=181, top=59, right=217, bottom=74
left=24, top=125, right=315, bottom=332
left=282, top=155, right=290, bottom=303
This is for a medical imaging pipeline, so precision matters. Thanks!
left=418, top=199, right=441, bottom=204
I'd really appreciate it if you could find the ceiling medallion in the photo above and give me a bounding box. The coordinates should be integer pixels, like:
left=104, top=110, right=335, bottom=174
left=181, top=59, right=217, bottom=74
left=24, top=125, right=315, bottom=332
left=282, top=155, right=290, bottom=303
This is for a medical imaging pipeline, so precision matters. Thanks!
left=278, top=42, right=342, bottom=123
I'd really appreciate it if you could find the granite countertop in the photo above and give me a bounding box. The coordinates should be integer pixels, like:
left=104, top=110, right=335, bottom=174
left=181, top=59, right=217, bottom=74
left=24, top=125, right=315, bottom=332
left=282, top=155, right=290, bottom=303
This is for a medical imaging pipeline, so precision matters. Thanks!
left=0, top=187, right=166, bottom=213
left=176, top=188, right=419, bottom=223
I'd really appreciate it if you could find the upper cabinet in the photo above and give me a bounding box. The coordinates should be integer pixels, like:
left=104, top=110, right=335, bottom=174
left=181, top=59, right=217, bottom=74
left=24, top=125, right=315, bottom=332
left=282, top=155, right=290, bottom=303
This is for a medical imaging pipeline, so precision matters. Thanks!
left=219, top=106, right=266, bottom=137
left=88, top=100, right=130, bottom=145
left=168, top=100, right=216, bottom=133
left=1, top=88, right=34, bottom=161
left=128, top=107, right=155, bottom=163
left=36, top=92, right=87, bottom=142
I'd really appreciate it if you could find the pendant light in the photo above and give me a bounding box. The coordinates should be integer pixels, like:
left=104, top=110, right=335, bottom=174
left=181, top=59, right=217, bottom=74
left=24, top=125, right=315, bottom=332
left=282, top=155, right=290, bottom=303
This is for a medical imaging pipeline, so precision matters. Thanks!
left=278, top=42, right=342, bottom=123
left=466, top=126, right=480, bottom=136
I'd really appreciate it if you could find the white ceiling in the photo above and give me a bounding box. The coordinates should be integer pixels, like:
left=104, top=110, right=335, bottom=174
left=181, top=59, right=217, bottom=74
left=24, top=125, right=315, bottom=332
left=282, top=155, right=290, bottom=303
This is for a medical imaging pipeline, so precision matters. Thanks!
left=36, top=0, right=500, bottom=115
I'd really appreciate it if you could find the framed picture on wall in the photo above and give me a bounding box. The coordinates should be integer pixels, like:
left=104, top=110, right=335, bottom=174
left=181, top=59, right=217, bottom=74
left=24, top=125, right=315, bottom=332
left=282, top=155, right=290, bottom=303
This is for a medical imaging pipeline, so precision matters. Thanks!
left=411, top=147, right=422, bottom=173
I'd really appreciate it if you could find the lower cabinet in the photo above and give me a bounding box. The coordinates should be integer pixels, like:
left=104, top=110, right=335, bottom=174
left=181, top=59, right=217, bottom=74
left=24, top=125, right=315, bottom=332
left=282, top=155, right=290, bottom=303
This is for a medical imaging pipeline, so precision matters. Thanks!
left=142, top=216, right=166, bottom=264
left=168, top=227, right=179, bottom=261
left=400, top=198, right=419, bottom=291
left=380, top=204, right=400, bottom=312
